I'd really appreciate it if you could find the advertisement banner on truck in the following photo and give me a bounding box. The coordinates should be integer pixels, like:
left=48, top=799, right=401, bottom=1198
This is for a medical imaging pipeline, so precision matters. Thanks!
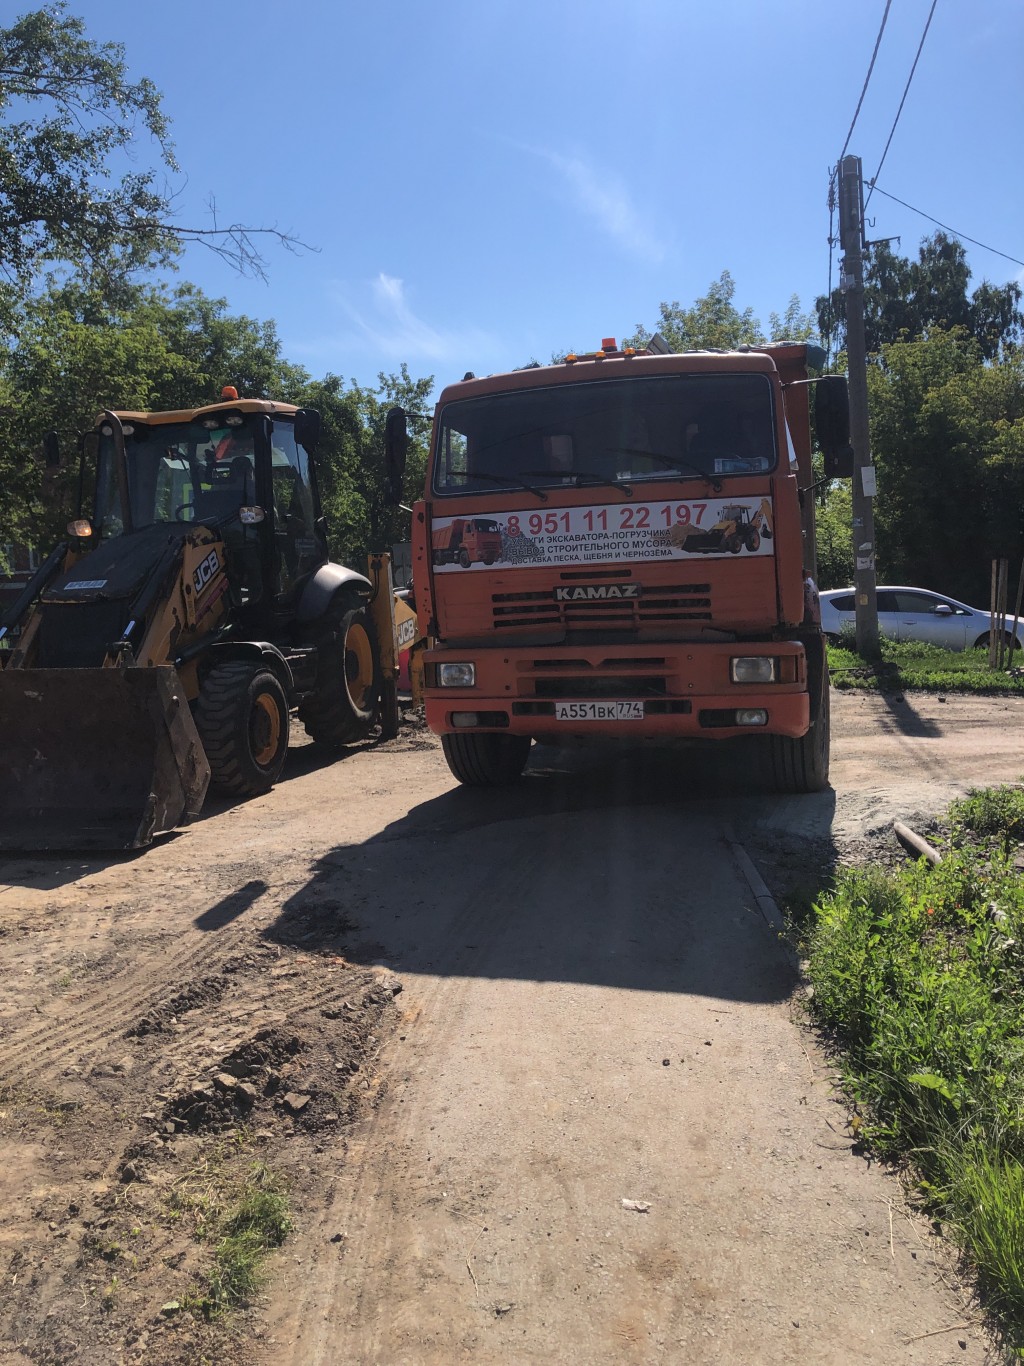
left=430, top=498, right=774, bottom=571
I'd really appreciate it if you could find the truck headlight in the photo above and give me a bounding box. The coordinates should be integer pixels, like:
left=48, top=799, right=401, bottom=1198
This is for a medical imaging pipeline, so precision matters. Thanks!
left=438, top=662, right=476, bottom=688
left=731, top=656, right=776, bottom=684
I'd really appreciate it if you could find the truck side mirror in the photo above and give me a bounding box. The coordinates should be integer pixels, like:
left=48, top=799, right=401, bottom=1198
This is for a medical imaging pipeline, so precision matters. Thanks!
left=815, top=376, right=854, bottom=479
left=43, top=430, right=61, bottom=469
left=384, top=406, right=409, bottom=506
left=294, top=408, right=321, bottom=454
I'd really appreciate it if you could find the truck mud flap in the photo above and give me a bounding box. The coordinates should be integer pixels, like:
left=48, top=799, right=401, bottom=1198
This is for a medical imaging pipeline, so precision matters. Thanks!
left=0, top=667, right=210, bottom=852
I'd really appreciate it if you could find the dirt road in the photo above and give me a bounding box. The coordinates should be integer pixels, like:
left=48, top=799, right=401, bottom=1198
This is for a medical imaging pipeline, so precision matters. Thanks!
left=1, top=692, right=1021, bottom=1364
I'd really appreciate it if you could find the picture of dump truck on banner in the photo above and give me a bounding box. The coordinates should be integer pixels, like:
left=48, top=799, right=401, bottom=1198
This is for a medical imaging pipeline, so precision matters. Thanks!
left=383, top=337, right=852, bottom=795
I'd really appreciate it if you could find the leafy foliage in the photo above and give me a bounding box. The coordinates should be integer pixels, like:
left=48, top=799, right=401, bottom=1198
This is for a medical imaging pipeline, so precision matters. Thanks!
left=0, top=4, right=177, bottom=319
left=827, top=637, right=1024, bottom=694
left=0, top=280, right=432, bottom=568
left=805, top=799, right=1024, bottom=1336
left=0, top=3, right=309, bottom=337
left=817, top=232, right=1023, bottom=362
left=866, top=329, right=1024, bottom=605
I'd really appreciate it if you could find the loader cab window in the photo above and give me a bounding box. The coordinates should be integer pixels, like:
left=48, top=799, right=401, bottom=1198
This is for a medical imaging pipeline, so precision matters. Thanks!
left=269, top=421, right=322, bottom=592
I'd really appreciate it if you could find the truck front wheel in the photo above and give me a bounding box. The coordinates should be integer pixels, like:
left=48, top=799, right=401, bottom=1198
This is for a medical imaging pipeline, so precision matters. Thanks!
left=441, top=732, right=532, bottom=786
left=764, top=650, right=830, bottom=793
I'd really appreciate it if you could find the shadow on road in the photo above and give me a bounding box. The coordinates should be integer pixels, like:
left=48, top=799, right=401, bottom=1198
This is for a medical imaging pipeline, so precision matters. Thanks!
left=875, top=691, right=944, bottom=738
left=262, top=742, right=840, bottom=1007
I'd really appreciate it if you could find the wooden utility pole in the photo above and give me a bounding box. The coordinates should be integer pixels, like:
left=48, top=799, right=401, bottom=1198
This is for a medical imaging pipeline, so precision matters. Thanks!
left=838, top=155, right=880, bottom=658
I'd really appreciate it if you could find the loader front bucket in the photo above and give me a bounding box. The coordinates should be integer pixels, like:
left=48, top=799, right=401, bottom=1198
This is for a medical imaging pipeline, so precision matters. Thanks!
left=0, top=667, right=210, bottom=852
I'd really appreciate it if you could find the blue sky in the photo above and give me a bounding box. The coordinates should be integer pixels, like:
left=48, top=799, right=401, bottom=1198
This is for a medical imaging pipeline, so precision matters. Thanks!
left=74, top=0, right=1024, bottom=394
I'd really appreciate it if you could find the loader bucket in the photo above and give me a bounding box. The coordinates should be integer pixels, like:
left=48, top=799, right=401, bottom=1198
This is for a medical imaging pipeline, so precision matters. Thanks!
left=0, top=667, right=210, bottom=852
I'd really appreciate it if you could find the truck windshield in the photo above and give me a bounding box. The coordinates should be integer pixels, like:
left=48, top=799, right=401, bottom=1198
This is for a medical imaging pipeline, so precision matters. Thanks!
left=95, top=419, right=259, bottom=537
left=433, top=373, right=776, bottom=497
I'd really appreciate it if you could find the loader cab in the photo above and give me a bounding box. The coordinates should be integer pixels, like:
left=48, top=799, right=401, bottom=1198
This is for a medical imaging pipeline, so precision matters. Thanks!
left=90, top=405, right=329, bottom=619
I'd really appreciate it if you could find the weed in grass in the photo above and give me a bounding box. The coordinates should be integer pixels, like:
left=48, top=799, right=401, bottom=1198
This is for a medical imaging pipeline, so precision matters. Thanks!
left=951, top=786, right=1024, bottom=851
left=806, top=791, right=1024, bottom=1344
left=827, top=638, right=1024, bottom=695
left=945, top=1144, right=1024, bottom=1326
left=174, top=1160, right=292, bottom=1320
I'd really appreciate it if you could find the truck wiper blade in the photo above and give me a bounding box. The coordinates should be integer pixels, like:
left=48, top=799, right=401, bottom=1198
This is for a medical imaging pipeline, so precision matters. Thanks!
left=607, top=446, right=723, bottom=493
left=446, top=470, right=548, bottom=502
left=519, top=468, right=633, bottom=496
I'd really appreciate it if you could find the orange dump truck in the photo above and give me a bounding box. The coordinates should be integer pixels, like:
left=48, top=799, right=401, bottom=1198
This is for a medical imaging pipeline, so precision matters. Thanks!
left=389, top=338, right=850, bottom=792
left=431, top=516, right=503, bottom=568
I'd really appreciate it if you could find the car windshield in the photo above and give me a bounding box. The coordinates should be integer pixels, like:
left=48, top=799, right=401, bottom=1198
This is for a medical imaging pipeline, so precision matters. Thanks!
left=432, top=373, right=777, bottom=497
left=95, top=418, right=259, bottom=536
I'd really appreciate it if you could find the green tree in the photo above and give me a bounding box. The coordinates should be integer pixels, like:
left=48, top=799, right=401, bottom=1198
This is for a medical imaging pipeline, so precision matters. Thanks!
left=0, top=4, right=306, bottom=334
left=626, top=271, right=766, bottom=352
left=301, top=365, right=433, bottom=566
left=0, top=280, right=434, bottom=568
left=866, top=329, right=1024, bottom=604
left=817, top=232, right=1023, bottom=362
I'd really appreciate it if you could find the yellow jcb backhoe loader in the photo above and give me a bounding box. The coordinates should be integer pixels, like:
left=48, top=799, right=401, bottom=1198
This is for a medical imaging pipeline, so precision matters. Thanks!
left=0, top=390, right=420, bottom=851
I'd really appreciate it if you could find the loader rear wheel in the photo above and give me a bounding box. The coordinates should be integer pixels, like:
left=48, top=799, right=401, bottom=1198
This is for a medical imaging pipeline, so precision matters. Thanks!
left=441, top=732, right=532, bottom=786
left=195, top=662, right=290, bottom=796
left=299, top=602, right=380, bottom=749
left=764, top=648, right=830, bottom=794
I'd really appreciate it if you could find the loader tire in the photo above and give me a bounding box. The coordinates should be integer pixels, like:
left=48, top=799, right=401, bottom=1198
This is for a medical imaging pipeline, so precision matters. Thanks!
left=299, top=602, right=380, bottom=749
left=195, top=662, right=290, bottom=796
left=441, top=732, right=531, bottom=786
left=764, top=649, right=830, bottom=794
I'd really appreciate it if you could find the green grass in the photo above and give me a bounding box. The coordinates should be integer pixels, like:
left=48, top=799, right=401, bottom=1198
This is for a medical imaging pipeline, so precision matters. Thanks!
left=805, top=795, right=1024, bottom=1343
left=170, top=1160, right=292, bottom=1319
left=827, top=636, right=1024, bottom=694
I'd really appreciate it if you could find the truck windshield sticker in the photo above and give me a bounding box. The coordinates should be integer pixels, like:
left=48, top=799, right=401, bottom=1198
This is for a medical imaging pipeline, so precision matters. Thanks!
left=431, top=498, right=774, bottom=571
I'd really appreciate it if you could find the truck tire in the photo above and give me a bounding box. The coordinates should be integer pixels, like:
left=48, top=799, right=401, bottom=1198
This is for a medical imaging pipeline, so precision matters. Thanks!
left=765, top=649, right=830, bottom=793
left=195, top=661, right=290, bottom=796
left=459, top=548, right=472, bottom=568
left=300, top=601, right=380, bottom=749
left=441, top=732, right=532, bottom=786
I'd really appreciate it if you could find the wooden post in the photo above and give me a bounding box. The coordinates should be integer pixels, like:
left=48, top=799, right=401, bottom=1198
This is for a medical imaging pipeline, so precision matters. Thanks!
left=990, top=559, right=999, bottom=669
left=1008, top=560, right=1024, bottom=672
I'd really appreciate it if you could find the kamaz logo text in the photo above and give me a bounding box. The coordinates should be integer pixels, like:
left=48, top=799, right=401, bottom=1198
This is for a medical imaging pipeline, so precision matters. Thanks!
left=193, top=550, right=221, bottom=594
left=554, top=583, right=640, bottom=602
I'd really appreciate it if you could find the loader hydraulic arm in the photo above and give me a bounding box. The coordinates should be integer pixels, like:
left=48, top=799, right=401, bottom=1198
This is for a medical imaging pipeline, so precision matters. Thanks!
left=0, top=542, right=69, bottom=644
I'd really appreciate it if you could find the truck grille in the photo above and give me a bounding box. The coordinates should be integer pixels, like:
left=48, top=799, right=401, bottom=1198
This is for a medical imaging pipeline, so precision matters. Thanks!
left=491, top=581, right=712, bottom=631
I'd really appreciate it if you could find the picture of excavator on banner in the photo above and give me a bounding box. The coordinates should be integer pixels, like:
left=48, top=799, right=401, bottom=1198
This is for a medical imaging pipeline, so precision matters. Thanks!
left=668, top=498, right=774, bottom=555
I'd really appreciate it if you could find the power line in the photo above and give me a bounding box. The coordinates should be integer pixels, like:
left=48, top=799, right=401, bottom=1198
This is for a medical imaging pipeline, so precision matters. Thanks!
left=837, top=0, right=893, bottom=169
left=866, top=184, right=1024, bottom=270
left=864, top=0, right=939, bottom=212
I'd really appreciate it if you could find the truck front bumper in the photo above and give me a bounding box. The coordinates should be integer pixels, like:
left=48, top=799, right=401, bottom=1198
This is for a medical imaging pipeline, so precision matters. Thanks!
left=423, top=641, right=811, bottom=741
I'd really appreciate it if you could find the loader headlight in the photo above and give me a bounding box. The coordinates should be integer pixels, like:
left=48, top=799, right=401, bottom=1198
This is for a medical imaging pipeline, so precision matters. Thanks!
left=731, top=656, right=777, bottom=684
left=438, top=662, right=476, bottom=688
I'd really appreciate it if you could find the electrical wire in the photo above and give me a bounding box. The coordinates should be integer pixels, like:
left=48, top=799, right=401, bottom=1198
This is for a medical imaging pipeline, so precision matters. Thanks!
left=865, top=185, right=1024, bottom=269
left=837, top=0, right=893, bottom=169
left=864, top=0, right=939, bottom=212
left=826, top=0, right=893, bottom=364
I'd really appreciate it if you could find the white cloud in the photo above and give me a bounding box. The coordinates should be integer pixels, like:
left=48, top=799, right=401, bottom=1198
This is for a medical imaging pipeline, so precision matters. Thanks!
left=306, top=273, right=496, bottom=368
left=520, top=144, right=665, bottom=264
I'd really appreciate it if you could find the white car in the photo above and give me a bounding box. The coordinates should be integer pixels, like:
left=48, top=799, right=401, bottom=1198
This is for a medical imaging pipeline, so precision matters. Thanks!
left=819, top=586, right=1024, bottom=652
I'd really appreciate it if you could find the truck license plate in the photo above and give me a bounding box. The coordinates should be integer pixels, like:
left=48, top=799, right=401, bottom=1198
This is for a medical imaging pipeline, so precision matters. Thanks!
left=554, top=700, right=645, bottom=721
